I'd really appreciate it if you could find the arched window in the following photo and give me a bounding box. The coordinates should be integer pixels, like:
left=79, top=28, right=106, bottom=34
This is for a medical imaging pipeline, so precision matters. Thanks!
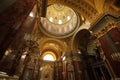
left=43, top=54, right=56, bottom=61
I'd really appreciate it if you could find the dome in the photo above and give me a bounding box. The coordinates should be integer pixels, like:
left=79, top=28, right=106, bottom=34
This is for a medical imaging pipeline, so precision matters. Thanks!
left=40, top=4, right=79, bottom=37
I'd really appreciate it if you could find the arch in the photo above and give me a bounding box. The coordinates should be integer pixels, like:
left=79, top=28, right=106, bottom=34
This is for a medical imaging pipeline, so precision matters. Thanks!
left=43, top=52, right=56, bottom=61
left=39, top=38, right=67, bottom=50
left=41, top=49, right=58, bottom=61
left=72, top=29, right=91, bottom=53
left=38, top=38, right=68, bottom=60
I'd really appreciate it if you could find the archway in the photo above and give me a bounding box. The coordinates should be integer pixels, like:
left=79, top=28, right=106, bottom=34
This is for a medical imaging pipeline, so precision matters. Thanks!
left=72, top=29, right=91, bottom=53
left=43, top=54, right=55, bottom=61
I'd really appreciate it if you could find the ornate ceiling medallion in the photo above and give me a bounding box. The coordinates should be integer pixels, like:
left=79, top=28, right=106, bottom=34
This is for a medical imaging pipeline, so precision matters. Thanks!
left=46, top=4, right=74, bottom=25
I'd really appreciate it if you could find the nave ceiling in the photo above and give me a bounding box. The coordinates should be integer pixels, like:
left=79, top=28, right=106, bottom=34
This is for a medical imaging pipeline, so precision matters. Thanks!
left=0, top=0, right=120, bottom=59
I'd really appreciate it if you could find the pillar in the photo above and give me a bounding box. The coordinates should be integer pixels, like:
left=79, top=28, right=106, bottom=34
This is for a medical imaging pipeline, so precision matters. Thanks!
left=62, top=60, right=67, bottom=80
left=72, top=53, right=83, bottom=80
left=0, top=0, right=36, bottom=60
left=19, top=54, right=34, bottom=80
left=99, top=27, right=120, bottom=77
left=57, top=61, right=63, bottom=80
left=64, top=54, right=75, bottom=80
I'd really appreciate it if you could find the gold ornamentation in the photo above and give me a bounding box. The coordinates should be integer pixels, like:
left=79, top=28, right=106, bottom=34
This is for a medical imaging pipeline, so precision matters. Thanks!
left=94, top=22, right=117, bottom=38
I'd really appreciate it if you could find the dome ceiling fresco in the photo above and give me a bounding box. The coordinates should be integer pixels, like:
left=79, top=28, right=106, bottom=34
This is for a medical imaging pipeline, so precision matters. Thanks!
left=46, top=4, right=74, bottom=25
left=40, top=4, right=79, bottom=36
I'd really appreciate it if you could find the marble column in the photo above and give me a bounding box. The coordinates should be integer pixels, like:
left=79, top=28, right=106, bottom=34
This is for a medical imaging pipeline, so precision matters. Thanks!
left=19, top=54, right=37, bottom=80
left=65, top=55, right=75, bottom=80
left=0, top=0, right=36, bottom=60
left=72, top=53, right=83, bottom=80
left=62, top=59, right=67, bottom=80
left=56, top=61, right=63, bottom=80
left=99, top=27, right=120, bottom=77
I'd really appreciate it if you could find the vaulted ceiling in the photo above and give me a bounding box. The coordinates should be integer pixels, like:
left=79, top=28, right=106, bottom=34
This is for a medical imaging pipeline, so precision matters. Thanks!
left=0, top=0, right=120, bottom=59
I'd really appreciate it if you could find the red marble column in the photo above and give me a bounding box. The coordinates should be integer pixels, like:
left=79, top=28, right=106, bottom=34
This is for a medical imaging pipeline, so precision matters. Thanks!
left=73, top=61, right=83, bottom=80
left=63, top=61, right=67, bottom=80
left=108, top=27, right=120, bottom=77
left=108, top=27, right=120, bottom=50
left=54, top=61, right=63, bottom=80
left=99, top=28, right=120, bottom=77
left=109, top=28, right=120, bottom=41
left=58, top=61, right=63, bottom=80
left=0, top=0, right=37, bottom=60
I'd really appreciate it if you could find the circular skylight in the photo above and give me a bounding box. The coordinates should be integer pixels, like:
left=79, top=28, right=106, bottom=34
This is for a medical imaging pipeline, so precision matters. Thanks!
left=40, top=4, right=79, bottom=36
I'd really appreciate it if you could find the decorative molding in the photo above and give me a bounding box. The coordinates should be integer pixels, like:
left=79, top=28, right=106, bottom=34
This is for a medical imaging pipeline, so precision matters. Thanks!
left=47, top=0, right=99, bottom=23
left=94, top=22, right=117, bottom=38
